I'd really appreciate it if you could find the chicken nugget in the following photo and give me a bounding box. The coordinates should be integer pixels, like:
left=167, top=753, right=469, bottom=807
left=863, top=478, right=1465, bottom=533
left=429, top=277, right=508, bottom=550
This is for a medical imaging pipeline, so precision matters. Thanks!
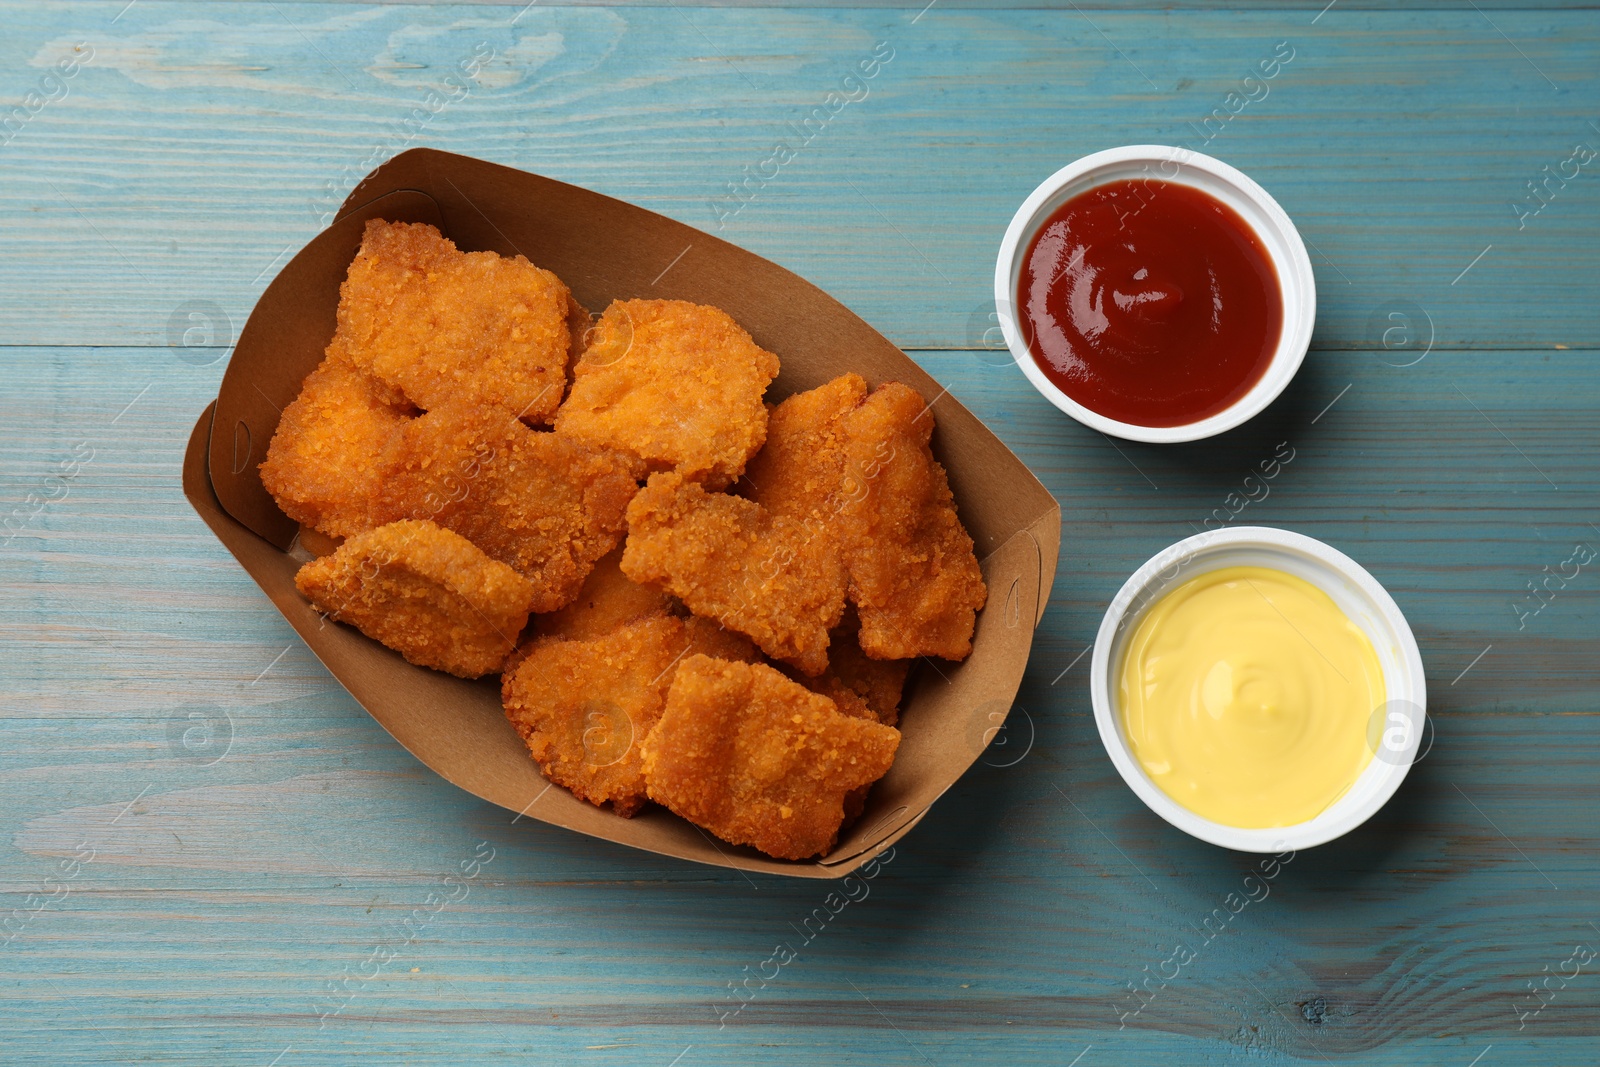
left=742, top=373, right=867, bottom=523
left=374, top=403, right=643, bottom=613
left=295, top=519, right=535, bottom=678
left=740, top=376, right=986, bottom=660
left=531, top=545, right=676, bottom=641
left=554, top=299, right=780, bottom=488
left=331, top=220, right=573, bottom=422
left=641, top=655, right=900, bottom=860
left=501, top=617, right=755, bottom=817
left=768, top=611, right=899, bottom=829
left=622, top=472, right=845, bottom=675
left=767, top=640, right=898, bottom=830
left=259, top=355, right=414, bottom=538
left=681, top=615, right=761, bottom=665
left=503, top=617, right=684, bottom=817
left=790, top=610, right=911, bottom=727
left=840, top=383, right=987, bottom=661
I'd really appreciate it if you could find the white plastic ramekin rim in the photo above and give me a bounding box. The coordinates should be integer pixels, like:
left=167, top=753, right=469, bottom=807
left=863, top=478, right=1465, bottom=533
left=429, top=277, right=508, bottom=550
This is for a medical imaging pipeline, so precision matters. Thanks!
left=1089, top=526, right=1427, bottom=853
left=993, top=145, right=1316, bottom=444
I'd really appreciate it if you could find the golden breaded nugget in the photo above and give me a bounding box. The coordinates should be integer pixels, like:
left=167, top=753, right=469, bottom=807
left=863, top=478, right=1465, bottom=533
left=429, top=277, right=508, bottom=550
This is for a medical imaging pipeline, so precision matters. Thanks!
left=742, top=373, right=867, bottom=522
left=622, top=472, right=845, bottom=675
left=259, top=355, right=413, bottom=538
left=531, top=545, right=676, bottom=641
left=503, top=618, right=684, bottom=817
left=331, top=220, right=573, bottom=422
left=681, top=615, right=762, bottom=665
left=822, top=609, right=912, bottom=725
left=817, top=684, right=875, bottom=724
left=790, top=610, right=911, bottom=727
left=743, top=376, right=932, bottom=703
left=374, top=403, right=643, bottom=613
left=502, top=617, right=754, bottom=816
left=840, top=383, right=987, bottom=661
left=295, top=519, right=535, bottom=678
left=554, top=300, right=779, bottom=488
left=642, top=655, right=900, bottom=860
left=816, top=635, right=897, bottom=832
left=794, top=643, right=893, bottom=833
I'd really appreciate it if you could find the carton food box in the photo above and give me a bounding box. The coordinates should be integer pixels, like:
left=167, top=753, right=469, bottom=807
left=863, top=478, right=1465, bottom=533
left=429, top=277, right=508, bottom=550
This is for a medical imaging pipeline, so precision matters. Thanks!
left=182, top=149, right=1060, bottom=878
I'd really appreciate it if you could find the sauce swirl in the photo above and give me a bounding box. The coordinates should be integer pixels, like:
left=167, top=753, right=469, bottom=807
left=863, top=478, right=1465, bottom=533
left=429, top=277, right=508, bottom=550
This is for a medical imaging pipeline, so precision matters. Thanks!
left=1117, top=566, right=1384, bottom=828
left=1019, top=179, right=1282, bottom=427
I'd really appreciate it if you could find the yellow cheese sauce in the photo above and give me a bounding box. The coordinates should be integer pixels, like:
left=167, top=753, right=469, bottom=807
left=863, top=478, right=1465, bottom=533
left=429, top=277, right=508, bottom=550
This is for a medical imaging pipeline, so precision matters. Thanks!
left=1118, top=566, right=1385, bottom=828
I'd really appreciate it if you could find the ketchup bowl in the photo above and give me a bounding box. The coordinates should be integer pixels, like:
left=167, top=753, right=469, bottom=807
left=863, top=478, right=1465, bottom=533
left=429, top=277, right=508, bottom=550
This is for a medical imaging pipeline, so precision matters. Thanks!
left=994, top=146, right=1315, bottom=444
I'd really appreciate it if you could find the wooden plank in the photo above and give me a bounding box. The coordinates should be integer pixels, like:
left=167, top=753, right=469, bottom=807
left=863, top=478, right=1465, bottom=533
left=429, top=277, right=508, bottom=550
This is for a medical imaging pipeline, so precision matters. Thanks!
left=0, top=4, right=1596, bottom=352
left=159, top=1, right=1600, bottom=8
left=3, top=1, right=1599, bottom=1063
left=3, top=342, right=1598, bottom=1064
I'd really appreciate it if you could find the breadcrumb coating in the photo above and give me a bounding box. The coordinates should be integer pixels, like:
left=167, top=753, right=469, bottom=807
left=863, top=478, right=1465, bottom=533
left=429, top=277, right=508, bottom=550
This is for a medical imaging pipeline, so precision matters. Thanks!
left=741, top=374, right=985, bottom=662
left=259, top=355, right=414, bottom=538
left=502, top=617, right=754, bottom=816
left=554, top=299, right=779, bottom=488
left=742, top=378, right=913, bottom=723
left=789, top=609, right=910, bottom=727
left=531, top=545, right=677, bottom=642
left=784, top=624, right=905, bottom=830
left=622, top=472, right=846, bottom=675
left=373, top=402, right=643, bottom=613
left=259, top=227, right=990, bottom=855
left=295, top=519, right=535, bottom=678
left=742, top=372, right=867, bottom=522
left=839, top=383, right=987, bottom=661
left=641, top=655, right=900, bottom=860
left=331, top=220, right=573, bottom=422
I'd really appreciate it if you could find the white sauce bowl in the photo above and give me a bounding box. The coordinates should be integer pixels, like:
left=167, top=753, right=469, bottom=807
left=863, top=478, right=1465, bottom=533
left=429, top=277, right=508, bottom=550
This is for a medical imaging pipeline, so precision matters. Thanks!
left=994, top=145, right=1316, bottom=444
left=1090, top=526, right=1427, bottom=852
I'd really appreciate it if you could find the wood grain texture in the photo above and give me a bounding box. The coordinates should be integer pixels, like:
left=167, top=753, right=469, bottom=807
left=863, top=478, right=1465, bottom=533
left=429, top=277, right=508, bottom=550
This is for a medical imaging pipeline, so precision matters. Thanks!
left=159, top=1, right=1600, bottom=8
left=2, top=2, right=1599, bottom=1065
left=0, top=5, right=1597, bottom=352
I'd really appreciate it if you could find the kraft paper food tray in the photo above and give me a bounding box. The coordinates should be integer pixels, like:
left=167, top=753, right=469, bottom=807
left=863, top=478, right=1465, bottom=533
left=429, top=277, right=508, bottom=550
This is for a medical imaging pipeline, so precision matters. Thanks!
left=184, top=148, right=1061, bottom=879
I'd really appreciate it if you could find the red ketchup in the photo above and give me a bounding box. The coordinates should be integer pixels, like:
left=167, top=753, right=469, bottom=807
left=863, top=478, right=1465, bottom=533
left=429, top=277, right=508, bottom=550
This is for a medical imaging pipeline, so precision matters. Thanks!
left=1018, top=179, right=1282, bottom=428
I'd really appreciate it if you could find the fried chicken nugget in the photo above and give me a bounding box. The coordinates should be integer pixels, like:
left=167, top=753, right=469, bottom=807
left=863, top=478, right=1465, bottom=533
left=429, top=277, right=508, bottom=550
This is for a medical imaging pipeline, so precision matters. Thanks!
left=744, top=377, right=911, bottom=718
left=840, top=383, right=987, bottom=661
left=259, top=355, right=414, bottom=538
left=742, top=373, right=867, bottom=522
left=642, top=655, right=900, bottom=860
left=791, top=625, right=905, bottom=829
left=622, top=472, right=845, bottom=675
left=531, top=545, right=676, bottom=641
left=374, top=403, right=643, bottom=613
left=554, top=300, right=780, bottom=488
left=791, top=610, right=911, bottom=727
left=295, top=519, right=535, bottom=678
left=502, top=617, right=754, bottom=816
left=331, top=220, right=573, bottom=422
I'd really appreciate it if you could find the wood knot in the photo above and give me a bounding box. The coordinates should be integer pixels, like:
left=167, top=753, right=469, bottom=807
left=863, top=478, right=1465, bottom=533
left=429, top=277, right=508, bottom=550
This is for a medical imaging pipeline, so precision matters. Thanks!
left=1297, top=996, right=1329, bottom=1026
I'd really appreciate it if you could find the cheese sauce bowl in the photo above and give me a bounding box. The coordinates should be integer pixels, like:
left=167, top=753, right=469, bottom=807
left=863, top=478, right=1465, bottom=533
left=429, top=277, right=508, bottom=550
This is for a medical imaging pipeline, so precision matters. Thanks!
left=1090, top=527, right=1427, bottom=852
left=994, top=145, right=1316, bottom=444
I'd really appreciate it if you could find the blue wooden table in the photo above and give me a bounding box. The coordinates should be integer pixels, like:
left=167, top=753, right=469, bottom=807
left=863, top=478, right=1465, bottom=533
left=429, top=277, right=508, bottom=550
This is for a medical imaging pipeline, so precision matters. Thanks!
left=3, top=3, right=1598, bottom=1064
